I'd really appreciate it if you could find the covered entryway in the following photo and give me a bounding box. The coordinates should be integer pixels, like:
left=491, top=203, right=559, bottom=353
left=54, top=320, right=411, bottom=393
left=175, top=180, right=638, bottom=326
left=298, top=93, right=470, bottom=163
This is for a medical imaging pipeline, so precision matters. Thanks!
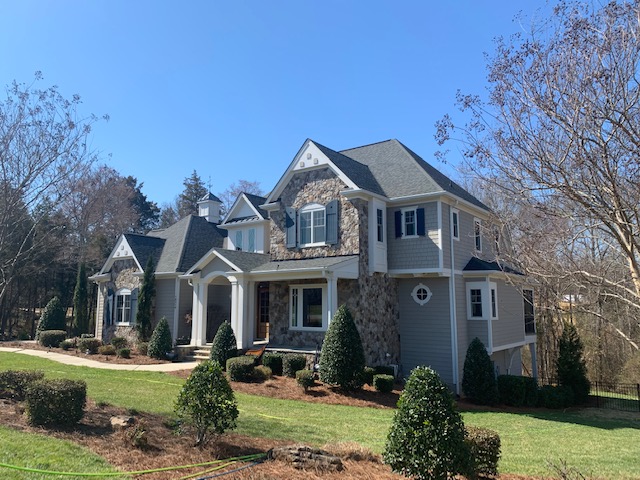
left=205, top=281, right=232, bottom=343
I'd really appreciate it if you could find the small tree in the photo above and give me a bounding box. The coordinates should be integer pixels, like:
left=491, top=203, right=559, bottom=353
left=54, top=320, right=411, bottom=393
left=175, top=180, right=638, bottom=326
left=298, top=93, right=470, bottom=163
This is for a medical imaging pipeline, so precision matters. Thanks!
left=147, top=317, right=172, bottom=360
left=209, top=321, right=237, bottom=368
left=136, top=256, right=156, bottom=342
left=36, top=296, right=66, bottom=339
left=319, top=305, right=366, bottom=390
left=72, top=263, right=89, bottom=336
left=384, top=366, right=468, bottom=480
left=557, top=322, right=591, bottom=404
left=462, top=337, right=499, bottom=405
left=175, top=360, right=239, bottom=446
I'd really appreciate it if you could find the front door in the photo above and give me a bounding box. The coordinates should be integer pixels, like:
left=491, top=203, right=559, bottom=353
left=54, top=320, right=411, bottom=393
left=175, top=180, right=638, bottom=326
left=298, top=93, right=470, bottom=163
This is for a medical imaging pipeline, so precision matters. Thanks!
left=256, top=282, right=269, bottom=340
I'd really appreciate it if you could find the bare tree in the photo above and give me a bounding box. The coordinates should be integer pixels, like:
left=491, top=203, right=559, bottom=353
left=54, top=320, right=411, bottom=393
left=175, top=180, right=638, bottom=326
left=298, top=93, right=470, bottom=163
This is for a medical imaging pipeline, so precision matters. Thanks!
left=218, top=179, right=264, bottom=218
left=0, top=73, right=106, bottom=311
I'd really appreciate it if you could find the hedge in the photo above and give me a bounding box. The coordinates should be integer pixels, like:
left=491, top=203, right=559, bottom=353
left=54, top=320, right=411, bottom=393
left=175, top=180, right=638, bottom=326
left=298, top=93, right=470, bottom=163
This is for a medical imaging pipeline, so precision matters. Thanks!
left=25, top=378, right=87, bottom=426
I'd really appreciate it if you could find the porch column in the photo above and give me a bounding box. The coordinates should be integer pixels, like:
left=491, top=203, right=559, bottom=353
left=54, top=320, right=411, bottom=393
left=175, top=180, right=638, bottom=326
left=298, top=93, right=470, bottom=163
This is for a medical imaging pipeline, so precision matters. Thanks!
left=191, top=277, right=208, bottom=346
left=172, top=278, right=180, bottom=343
left=529, top=342, right=538, bottom=379
left=326, top=273, right=338, bottom=326
left=230, top=276, right=249, bottom=349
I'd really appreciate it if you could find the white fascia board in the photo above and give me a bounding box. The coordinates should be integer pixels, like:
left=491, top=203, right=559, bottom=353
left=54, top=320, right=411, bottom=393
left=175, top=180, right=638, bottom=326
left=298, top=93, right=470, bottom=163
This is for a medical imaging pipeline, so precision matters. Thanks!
left=260, top=201, right=280, bottom=212
left=388, top=268, right=448, bottom=278
left=185, top=248, right=243, bottom=276
left=218, top=218, right=270, bottom=231
left=251, top=257, right=359, bottom=279
left=341, top=188, right=388, bottom=202
left=462, top=270, right=524, bottom=281
left=221, top=193, right=266, bottom=226
left=101, top=236, right=142, bottom=274
left=391, top=192, right=490, bottom=219
left=89, top=273, right=110, bottom=283
left=491, top=340, right=527, bottom=353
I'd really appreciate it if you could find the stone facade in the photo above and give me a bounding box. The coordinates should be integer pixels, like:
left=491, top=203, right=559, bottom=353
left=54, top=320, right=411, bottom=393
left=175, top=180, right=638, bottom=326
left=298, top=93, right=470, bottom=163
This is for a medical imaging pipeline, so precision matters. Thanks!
left=270, top=168, right=360, bottom=260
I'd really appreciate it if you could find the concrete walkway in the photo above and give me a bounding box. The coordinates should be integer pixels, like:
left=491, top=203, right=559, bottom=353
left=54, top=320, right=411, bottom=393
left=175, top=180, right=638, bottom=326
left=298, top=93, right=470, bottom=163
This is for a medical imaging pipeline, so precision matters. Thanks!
left=0, top=346, right=199, bottom=372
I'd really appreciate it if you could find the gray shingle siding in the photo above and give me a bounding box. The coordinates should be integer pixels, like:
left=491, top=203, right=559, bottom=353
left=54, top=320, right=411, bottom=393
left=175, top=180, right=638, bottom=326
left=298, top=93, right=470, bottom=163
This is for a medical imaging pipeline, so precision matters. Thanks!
left=155, top=278, right=176, bottom=336
left=388, top=202, right=440, bottom=270
left=492, top=280, right=526, bottom=347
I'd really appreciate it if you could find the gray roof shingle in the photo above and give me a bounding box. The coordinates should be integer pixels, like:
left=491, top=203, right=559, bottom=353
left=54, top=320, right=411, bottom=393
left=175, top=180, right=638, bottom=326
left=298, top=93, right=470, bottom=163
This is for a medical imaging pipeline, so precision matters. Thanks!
left=122, top=234, right=165, bottom=271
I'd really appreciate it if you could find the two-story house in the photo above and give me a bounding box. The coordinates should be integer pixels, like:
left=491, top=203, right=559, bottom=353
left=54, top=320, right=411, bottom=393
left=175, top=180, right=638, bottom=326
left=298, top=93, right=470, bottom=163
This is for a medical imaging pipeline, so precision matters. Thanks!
left=91, top=138, right=537, bottom=392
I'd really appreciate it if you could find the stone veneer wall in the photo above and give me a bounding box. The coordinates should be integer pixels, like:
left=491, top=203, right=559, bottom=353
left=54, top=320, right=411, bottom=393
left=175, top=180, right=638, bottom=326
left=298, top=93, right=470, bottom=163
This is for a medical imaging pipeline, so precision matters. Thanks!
left=98, top=259, right=142, bottom=344
left=270, top=168, right=360, bottom=260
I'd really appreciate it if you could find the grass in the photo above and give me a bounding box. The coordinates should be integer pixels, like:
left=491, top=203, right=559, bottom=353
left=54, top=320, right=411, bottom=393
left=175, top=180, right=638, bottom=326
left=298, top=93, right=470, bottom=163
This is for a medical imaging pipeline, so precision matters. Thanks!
left=1, top=352, right=640, bottom=479
left=0, top=426, right=127, bottom=480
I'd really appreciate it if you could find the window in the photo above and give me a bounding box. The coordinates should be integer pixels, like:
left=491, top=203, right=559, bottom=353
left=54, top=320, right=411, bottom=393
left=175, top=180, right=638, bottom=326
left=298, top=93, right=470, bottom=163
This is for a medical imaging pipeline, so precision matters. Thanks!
left=467, top=281, right=498, bottom=320
left=491, top=288, right=497, bottom=318
left=411, top=283, right=432, bottom=306
left=394, top=207, right=425, bottom=238
left=474, top=218, right=482, bottom=252
left=235, top=230, right=243, bottom=251
left=470, top=289, right=483, bottom=317
left=248, top=228, right=256, bottom=252
left=452, top=209, right=459, bottom=240
left=523, top=289, right=535, bottom=334
left=299, top=205, right=326, bottom=246
left=377, top=208, right=384, bottom=242
left=290, top=284, right=326, bottom=330
left=404, top=209, right=416, bottom=237
left=114, top=288, right=132, bottom=324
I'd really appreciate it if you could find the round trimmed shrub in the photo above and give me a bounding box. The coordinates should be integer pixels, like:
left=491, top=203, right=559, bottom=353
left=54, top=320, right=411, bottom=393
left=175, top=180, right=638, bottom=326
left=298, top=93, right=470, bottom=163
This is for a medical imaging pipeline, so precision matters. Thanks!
left=363, top=366, right=376, bottom=386
left=0, top=370, right=44, bottom=400
left=78, top=337, right=102, bottom=354
left=98, top=345, right=116, bottom=356
left=117, top=348, right=131, bottom=359
left=60, top=339, right=75, bottom=351
left=262, top=352, right=283, bottom=376
left=319, top=305, right=366, bottom=390
left=282, top=354, right=307, bottom=378
left=209, top=321, right=237, bottom=369
left=38, top=330, right=66, bottom=348
left=253, top=365, right=272, bottom=381
left=35, top=296, right=67, bottom=339
left=463, top=426, right=501, bottom=479
left=226, top=356, right=255, bottom=382
left=111, top=337, right=128, bottom=349
left=148, top=317, right=173, bottom=360
left=25, top=378, right=86, bottom=426
left=384, top=366, right=467, bottom=480
left=174, top=360, right=239, bottom=446
left=373, top=374, right=394, bottom=393
left=462, top=337, right=499, bottom=405
left=296, top=369, right=315, bottom=392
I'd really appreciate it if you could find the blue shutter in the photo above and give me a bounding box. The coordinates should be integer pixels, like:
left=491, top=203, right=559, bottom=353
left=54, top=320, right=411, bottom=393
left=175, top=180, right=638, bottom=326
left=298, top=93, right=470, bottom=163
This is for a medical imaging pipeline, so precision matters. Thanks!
left=417, top=208, right=425, bottom=236
left=326, top=200, right=338, bottom=245
left=394, top=210, right=402, bottom=237
left=285, top=207, right=297, bottom=248
left=130, top=288, right=139, bottom=324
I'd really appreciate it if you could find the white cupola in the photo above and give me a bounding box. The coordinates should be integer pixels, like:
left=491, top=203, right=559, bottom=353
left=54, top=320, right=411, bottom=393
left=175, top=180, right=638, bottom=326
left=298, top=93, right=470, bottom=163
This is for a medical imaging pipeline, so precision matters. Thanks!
left=197, top=192, right=222, bottom=223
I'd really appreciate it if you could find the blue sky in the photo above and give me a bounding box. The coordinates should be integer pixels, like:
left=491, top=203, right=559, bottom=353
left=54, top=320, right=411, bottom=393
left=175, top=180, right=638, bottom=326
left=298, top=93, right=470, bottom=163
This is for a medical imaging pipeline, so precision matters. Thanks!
left=0, top=1, right=544, bottom=206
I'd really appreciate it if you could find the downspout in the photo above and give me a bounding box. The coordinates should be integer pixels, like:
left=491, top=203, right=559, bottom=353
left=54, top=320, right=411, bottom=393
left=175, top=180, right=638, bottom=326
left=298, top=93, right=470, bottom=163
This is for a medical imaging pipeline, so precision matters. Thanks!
left=486, top=278, right=493, bottom=355
left=449, top=206, right=460, bottom=394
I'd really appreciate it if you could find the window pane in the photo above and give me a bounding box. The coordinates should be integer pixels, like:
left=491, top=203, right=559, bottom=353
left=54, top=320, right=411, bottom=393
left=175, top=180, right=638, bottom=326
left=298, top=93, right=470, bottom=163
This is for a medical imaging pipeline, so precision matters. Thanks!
left=405, top=210, right=415, bottom=236
left=300, top=212, right=311, bottom=244
left=377, top=209, right=384, bottom=242
left=491, top=288, right=497, bottom=318
left=312, top=210, right=325, bottom=243
left=236, top=231, right=243, bottom=251
left=248, top=229, right=256, bottom=252
left=475, top=221, right=482, bottom=251
left=452, top=211, right=459, bottom=238
left=302, top=288, right=323, bottom=328
left=471, top=289, right=482, bottom=317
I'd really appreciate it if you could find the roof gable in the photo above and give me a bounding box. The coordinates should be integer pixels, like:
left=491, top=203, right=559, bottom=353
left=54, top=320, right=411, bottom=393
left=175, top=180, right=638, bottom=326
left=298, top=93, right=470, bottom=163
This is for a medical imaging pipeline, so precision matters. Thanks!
left=222, top=192, right=268, bottom=226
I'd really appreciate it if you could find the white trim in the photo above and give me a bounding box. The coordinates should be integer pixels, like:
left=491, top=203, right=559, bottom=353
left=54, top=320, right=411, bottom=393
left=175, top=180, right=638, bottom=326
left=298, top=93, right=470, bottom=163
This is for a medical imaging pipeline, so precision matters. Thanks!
left=400, top=207, right=418, bottom=238
left=289, top=283, right=328, bottom=331
left=411, top=283, right=432, bottom=306
left=473, top=217, right=483, bottom=253
left=298, top=203, right=326, bottom=247
left=491, top=340, right=527, bottom=353
left=451, top=208, right=460, bottom=241
left=390, top=192, right=490, bottom=218
left=448, top=203, right=460, bottom=394
left=465, top=281, right=498, bottom=321
left=388, top=268, right=448, bottom=277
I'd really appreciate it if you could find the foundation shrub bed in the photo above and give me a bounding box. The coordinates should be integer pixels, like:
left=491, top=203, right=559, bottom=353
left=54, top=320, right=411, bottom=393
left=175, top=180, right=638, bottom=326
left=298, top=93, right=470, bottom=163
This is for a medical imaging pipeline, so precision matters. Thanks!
left=253, top=365, right=272, bottom=381
left=0, top=370, right=45, bottom=400
left=110, top=337, right=128, bottom=349
left=295, top=369, right=315, bottom=391
left=78, top=338, right=102, bottom=354
left=373, top=374, right=394, bottom=393
left=226, top=356, right=256, bottom=382
left=25, top=378, right=86, bottom=426
left=497, top=375, right=538, bottom=407
left=282, top=354, right=307, bottom=378
left=38, top=330, right=67, bottom=348
left=98, top=345, right=116, bottom=356
left=463, top=426, right=501, bottom=479
left=136, top=342, right=149, bottom=356
left=262, top=352, right=283, bottom=376
left=117, top=348, right=131, bottom=359
left=60, top=339, right=75, bottom=351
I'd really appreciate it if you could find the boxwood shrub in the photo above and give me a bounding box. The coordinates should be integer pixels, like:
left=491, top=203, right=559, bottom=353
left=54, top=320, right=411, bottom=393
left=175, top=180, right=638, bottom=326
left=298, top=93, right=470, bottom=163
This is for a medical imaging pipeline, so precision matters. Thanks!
left=463, top=426, right=501, bottom=479
left=262, top=352, right=284, bottom=376
left=253, top=365, right=272, bottom=381
left=25, top=378, right=87, bottom=426
left=498, top=375, right=539, bottom=407
left=110, top=337, right=128, bottom=349
left=98, top=345, right=116, bottom=356
left=282, top=354, right=307, bottom=378
left=373, top=374, right=395, bottom=393
left=538, top=384, right=574, bottom=409
left=0, top=370, right=44, bottom=400
left=226, top=356, right=256, bottom=382
left=38, top=330, right=66, bottom=348
left=78, top=337, right=102, bottom=354
left=117, top=348, right=131, bottom=359
left=59, top=339, right=75, bottom=351
left=362, top=366, right=377, bottom=386
left=296, top=369, right=315, bottom=391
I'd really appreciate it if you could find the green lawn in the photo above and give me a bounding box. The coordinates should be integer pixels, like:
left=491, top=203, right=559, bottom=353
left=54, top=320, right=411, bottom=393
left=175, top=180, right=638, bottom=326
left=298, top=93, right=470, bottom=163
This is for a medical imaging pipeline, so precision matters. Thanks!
left=1, top=352, right=639, bottom=479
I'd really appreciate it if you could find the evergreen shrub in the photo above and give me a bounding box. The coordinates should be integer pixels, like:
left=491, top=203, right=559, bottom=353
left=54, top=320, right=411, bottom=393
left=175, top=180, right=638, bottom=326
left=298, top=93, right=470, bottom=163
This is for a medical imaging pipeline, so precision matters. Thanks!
left=136, top=342, right=149, bottom=356
left=25, top=379, right=86, bottom=426
left=117, top=348, right=131, bottom=359
left=78, top=338, right=102, bottom=354
left=557, top=323, right=590, bottom=404
left=463, top=426, right=501, bottom=479
left=253, top=365, right=272, bottom=381
left=462, top=337, right=499, bottom=405
left=226, top=356, right=255, bottom=382
left=319, top=305, right=366, bottom=390
left=0, top=370, right=44, bottom=400
left=262, top=352, right=283, bottom=375
left=209, top=321, right=237, bottom=369
left=111, top=337, right=128, bottom=349
left=98, top=345, right=116, bottom=356
left=35, top=296, right=66, bottom=339
left=282, top=354, right=307, bottom=378
left=497, top=375, right=538, bottom=407
left=148, top=317, right=172, bottom=360
left=60, top=339, right=75, bottom=351
left=296, top=369, right=315, bottom=391
left=373, top=374, right=394, bottom=393
left=363, top=366, right=376, bottom=386
left=38, top=330, right=66, bottom=348
left=384, top=366, right=468, bottom=480
left=538, top=385, right=574, bottom=409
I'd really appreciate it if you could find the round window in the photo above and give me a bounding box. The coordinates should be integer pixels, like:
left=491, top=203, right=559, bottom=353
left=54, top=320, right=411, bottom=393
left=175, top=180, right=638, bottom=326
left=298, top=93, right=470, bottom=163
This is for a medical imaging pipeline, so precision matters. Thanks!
left=411, top=283, right=432, bottom=306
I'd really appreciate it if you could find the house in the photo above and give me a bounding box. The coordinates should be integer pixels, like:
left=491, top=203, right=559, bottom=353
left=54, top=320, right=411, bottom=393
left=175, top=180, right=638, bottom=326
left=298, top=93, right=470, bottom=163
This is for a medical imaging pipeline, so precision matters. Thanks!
left=91, top=139, right=537, bottom=392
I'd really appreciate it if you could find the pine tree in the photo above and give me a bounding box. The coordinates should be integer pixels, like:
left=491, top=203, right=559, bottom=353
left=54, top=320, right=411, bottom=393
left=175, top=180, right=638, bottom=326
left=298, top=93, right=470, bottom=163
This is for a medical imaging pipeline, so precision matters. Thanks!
left=557, top=322, right=591, bottom=404
left=72, top=263, right=89, bottom=336
left=136, top=256, right=156, bottom=342
left=319, top=305, right=366, bottom=390
left=209, top=321, right=237, bottom=369
left=462, top=337, right=499, bottom=405
left=177, top=170, right=208, bottom=218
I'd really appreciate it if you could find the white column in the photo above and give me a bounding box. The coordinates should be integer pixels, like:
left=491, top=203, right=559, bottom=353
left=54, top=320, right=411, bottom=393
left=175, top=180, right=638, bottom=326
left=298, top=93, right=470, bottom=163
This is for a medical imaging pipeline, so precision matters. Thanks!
left=245, top=281, right=255, bottom=347
left=190, top=277, right=208, bottom=346
left=529, top=343, right=538, bottom=379
left=172, top=278, right=180, bottom=343
left=326, top=273, right=338, bottom=327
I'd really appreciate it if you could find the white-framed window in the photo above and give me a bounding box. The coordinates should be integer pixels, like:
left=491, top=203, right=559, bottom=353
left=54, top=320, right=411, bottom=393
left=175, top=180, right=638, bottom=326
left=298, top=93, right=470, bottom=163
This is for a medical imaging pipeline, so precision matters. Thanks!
left=474, top=218, right=482, bottom=252
left=523, top=288, right=535, bottom=334
left=114, top=288, right=132, bottom=324
left=299, top=204, right=326, bottom=246
left=290, top=284, right=326, bottom=330
left=248, top=228, right=256, bottom=252
left=411, top=283, right=432, bottom=306
left=402, top=207, right=417, bottom=237
left=235, top=230, right=243, bottom=251
left=466, top=281, right=498, bottom=320
left=377, top=208, right=384, bottom=242
left=452, top=209, right=460, bottom=240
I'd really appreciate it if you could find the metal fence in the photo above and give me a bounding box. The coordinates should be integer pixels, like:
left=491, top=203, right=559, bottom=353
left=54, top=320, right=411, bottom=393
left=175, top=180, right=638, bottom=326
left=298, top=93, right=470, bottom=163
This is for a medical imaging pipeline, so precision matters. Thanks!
left=591, top=381, right=640, bottom=413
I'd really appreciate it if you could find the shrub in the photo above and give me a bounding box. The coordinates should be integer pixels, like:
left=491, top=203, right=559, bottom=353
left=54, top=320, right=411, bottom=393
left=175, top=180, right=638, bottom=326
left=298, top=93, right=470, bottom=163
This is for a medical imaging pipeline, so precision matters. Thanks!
left=283, top=353, right=307, bottom=378
left=498, top=375, right=538, bottom=407
left=17, top=331, right=30, bottom=341
left=35, top=296, right=67, bottom=339
left=296, top=369, right=315, bottom=391
left=209, top=321, right=237, bottom=369
left=262, top=352, right=283, bottom=376
left=117, top=348, right=131, bottom=359
left=253, top=365, right=272, bottom=381
left=174, top=360, right=239, bottom=446
left=137, top=342, right=149, bottom=356
left=111, top=337, right=128, bottom=349
left=25, top=379, right=86, bottom=426
left=38, top=330, right=66, bottom=348
left=60, top=339, right=75, bottom=351
left=148, top=317, right=173, bottom=360
left=373, top=374, right=394, bottom=393
left=384, top=366, right=467, bottom=480
left=98, top=345, right=116, bottom=356
left=538, top=384, right=574, bottom=409
left=462, top=337, right=499, bottom=405
left=319, top=305, right=366, bottom=390
left=463, top=426, right=501, bottom=479
left=136, top=256, right=156, bottom=342
left=0, top=370, right=44, bottom=400
left=362, top=366, right=376, bottom=386
left=557, top=323, right=590, bottom=404
left=226, top=356, right=256, bottom=382
left=78, top=337, right=102, bottom=354
left=375, top=365, right=396, bottom=377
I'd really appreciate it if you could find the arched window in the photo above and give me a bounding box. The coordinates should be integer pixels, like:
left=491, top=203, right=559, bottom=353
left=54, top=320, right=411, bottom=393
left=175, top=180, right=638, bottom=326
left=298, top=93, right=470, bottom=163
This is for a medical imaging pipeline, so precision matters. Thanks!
left=114, top=288, right=132, bottom=324
left=299, top=203, right=326, bottom=246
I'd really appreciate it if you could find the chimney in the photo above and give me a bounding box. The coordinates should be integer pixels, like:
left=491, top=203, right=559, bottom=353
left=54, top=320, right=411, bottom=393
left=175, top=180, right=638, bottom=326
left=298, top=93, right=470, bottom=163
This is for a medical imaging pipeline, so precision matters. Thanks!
left=197, top=192, right=222, bottom=223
